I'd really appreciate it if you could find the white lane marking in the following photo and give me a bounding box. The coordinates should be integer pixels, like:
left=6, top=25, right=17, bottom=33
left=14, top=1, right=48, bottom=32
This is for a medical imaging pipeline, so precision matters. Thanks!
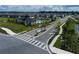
left=35, top=42, right=41, bottom=46
left=32, top=40, right=38, bottom=45
left=14, top=34, right=48, bottom=51
left=26, top=38, right=33, bottom=42
left=31, top=40, right=36, bottom=43
left=39, top=43, right=45, bottom=48
left=29, top=39, right=35, bottom=43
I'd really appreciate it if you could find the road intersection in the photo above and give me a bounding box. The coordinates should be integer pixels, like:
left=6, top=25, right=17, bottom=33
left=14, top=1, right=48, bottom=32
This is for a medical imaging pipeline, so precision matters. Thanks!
left=0, top=17, right=66, bottom=54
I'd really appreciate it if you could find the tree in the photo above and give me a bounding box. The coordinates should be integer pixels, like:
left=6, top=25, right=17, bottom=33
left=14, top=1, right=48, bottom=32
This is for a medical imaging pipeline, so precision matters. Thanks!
left=61, top=19, right=79, bottom=53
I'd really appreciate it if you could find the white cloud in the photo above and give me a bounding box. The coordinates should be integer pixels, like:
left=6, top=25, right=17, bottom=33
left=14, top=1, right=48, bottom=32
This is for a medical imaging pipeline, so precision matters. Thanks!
left=0, top=5, right=79, bottom=12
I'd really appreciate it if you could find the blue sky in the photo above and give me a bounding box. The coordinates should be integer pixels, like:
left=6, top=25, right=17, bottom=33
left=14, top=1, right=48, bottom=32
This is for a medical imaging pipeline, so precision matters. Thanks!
left=0, top=5, right=79, bottom=12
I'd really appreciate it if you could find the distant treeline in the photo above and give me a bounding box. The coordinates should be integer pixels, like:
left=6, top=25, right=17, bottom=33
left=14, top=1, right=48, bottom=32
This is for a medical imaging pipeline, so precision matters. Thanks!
left=0, top=11, right=79, bottom=13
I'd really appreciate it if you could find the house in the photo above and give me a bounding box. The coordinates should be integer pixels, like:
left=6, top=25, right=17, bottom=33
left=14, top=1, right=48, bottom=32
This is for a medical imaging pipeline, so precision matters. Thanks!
left=16, top=15, right=49, bottom=26
left=24, top=17, right=36, bottom=26
left=16, top=16, right=36, bottom=26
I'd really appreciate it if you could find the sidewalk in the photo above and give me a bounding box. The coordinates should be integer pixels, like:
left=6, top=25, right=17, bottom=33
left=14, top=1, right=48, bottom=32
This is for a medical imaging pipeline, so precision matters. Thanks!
left=49, top=46, right=73, bottom=54
left=48, top=17, right=73, bottom=54
left=50, top=22, right=65, bottom=46
left=0, top=27, right=16, bottom=35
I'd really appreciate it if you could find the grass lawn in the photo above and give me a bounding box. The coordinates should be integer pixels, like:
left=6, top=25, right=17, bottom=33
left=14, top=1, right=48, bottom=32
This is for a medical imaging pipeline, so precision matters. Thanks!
left=54, top=37, right=62, bottom=48
left=54, top=19, right=76, bottom=48
left=65, top=20, right=75, bottom=30
left=0, top=22, right=33, bottom=33
left=0, top=17, right=15, bottom=22
left=0, top=17, right=52, bottom=34
left=54, top=18, right=79, bottom=53
left=0, top=28, right=7, bottom=34
left=0, top=17, right=34, bottom=33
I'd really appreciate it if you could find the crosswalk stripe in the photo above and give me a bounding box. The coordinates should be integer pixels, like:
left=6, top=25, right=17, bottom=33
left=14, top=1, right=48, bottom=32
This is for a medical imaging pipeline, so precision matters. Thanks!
left=37, top=42, right=42, bottom=46
left=31, top=40, right=36, bottom=43
left=29, top=39, right=35, bottom=43
left=35, top=42, right=41, bottom=46
left=39, top=43, right=45, bottom=48
left=14, top=34, right=47, bottom=51
left=26, top=39, right=32, bottom=42
left=32, top=40, right=38, bottom=45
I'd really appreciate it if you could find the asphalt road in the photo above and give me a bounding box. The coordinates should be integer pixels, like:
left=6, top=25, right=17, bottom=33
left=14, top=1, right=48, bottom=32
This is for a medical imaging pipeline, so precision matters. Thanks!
left=40, top=17, right=68, bottom=44
left=0, top=27, right=56, bottom=54
left=0, top=34, right=49, bottom=54
left=35, top=27, right=56, bottom=43
left=0, top=20, right=56, bottom=54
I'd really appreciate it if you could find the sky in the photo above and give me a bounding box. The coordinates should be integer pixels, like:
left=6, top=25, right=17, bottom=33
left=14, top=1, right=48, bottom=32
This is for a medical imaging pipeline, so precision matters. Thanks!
left=0, top=5, right=79, bottom=12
